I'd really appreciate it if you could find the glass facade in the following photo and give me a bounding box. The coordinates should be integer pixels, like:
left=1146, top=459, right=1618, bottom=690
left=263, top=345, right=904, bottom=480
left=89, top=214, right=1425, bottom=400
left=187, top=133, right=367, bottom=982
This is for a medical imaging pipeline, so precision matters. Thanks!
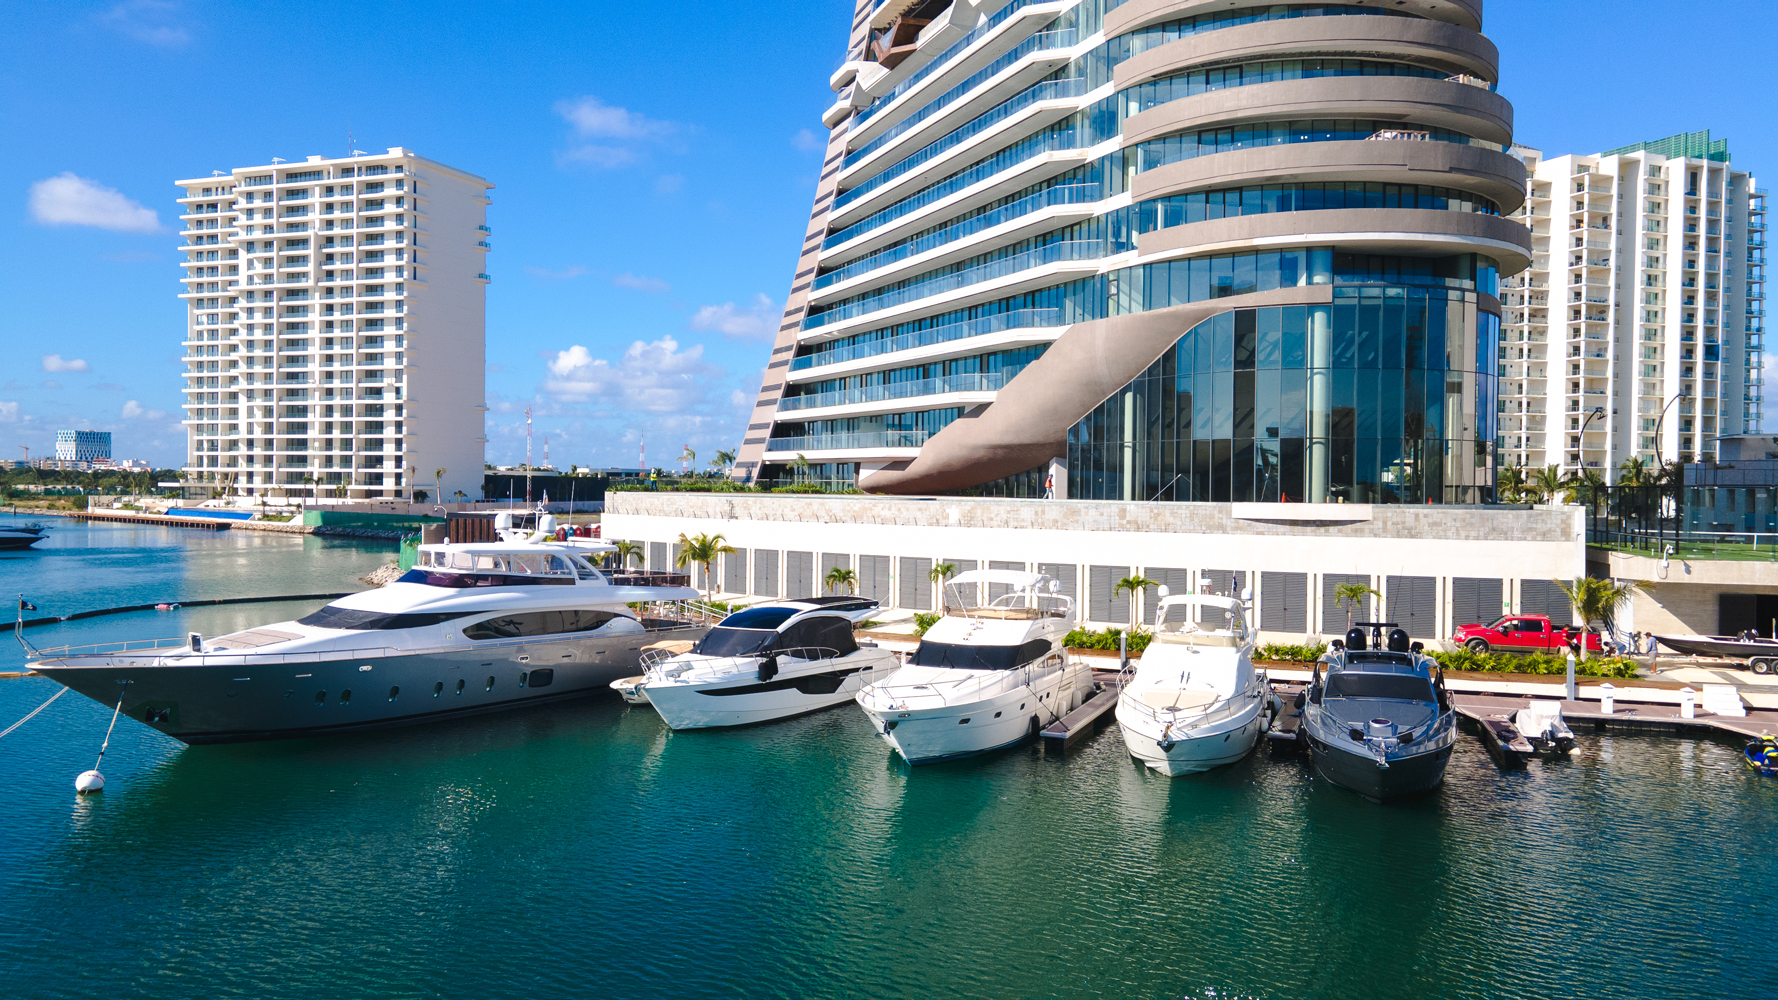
left=1068, top=285, right=1500, bottom=504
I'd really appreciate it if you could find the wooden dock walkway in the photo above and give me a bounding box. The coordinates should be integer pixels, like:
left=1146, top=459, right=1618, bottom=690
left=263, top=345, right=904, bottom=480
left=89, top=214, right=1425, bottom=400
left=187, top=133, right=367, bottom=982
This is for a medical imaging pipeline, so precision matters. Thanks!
left=69, top=510, right=233, bottom=530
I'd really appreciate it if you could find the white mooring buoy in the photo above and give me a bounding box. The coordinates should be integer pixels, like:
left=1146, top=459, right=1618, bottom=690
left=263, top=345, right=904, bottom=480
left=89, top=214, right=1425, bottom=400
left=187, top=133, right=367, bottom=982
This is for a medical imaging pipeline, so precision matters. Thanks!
left=77, top=685, right=129, bottom=796
left=75, top=770, right=104, bottom=794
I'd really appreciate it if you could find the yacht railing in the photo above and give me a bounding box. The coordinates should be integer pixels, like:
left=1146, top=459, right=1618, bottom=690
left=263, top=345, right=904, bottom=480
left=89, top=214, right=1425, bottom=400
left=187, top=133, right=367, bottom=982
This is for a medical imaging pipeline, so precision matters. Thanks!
left=866, top=652, right=1066, bottom=709
left=1116, top=665, right=1265, bottom=731
left=640, top=645, right=850, bottom=678
left=31, top=609, right=714, bottom=667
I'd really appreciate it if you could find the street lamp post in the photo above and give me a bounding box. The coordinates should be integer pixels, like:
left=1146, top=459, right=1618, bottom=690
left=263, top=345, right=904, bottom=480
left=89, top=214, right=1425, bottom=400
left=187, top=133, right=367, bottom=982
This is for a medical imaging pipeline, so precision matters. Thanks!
left=1652, top=390, right=1688, bottom=470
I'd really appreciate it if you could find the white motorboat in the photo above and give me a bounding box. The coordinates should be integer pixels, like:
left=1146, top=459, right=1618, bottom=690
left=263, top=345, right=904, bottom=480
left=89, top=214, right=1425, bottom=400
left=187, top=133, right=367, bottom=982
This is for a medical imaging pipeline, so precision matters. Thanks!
left=27, top=512, right=712, bottom=743
left=855, top=569, right=1092, bottom=765
left=638, top=597, right=895, bottom=729
left=1116, top=590, right=1277, bottom=776
left=1513, top=701, right=1578, bottom=755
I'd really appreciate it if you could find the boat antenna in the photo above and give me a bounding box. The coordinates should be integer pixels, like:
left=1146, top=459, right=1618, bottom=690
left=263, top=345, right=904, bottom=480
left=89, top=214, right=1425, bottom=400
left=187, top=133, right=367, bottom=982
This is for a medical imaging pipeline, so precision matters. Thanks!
left=15, top=594, right=41, bottom=656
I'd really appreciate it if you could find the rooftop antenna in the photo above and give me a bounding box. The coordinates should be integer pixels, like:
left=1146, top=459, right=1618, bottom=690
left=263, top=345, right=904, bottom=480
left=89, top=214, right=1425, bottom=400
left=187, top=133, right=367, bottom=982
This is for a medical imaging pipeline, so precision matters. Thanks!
left=211, top=170, right=226, bottom=177
left=525, top=408, right=533, bottom=504
left=271, top=157, right=285, bottom=164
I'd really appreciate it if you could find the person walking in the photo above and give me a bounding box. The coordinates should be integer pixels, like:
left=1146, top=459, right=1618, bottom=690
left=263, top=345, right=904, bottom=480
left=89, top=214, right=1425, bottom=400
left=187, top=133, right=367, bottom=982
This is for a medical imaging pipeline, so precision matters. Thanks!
left=1043, top=472, right=1054, bottom=500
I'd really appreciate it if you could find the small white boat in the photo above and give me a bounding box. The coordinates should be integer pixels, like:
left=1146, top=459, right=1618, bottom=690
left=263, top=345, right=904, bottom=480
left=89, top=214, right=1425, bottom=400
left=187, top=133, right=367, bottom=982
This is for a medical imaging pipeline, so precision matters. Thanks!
left=855, top=570, right=1091, bottom=765
left=1513, top=701, right=1578, bottom=755
left=1116, top=591, right=1276, bottom=775
left=640, top=598, right=895, bottom=729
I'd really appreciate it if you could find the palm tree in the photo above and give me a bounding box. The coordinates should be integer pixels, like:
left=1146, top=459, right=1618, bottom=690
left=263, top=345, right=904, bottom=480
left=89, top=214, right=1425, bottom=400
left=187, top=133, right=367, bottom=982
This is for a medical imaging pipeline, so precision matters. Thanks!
left=1530, top=464, right=1566, bottom=504
left=791, top=452, right=811, bottom=483
left=301, top=474, right=316, bottom=506
left=929, top=562, right=957, bottom=608
left=1617, top=456, right=1652, bottom=487
left=434, top=467, right=446, bottom=505
left=1554, top=576, right=1637, bottom=661
left=675, top=531, right=735, bottom=603
left=1566, top=467, right=1607, bottom=509
left=1497, top=465, right=1527, bottom=503
left=612, top=539, right=644, bottom=570
left=1114, top=574, right=1160, bottom=631
left=1334, top=582, right=1379, bottom=631
left=825, top=566, right=858, bottom=595
left=710, top=448, right=737, bottom=476
left=679, top=446, right=696, bottom=475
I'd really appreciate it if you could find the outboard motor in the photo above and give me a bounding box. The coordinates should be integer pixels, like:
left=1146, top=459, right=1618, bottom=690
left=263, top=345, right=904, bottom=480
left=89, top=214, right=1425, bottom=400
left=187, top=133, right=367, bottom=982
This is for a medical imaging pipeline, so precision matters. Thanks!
left=1345, top=627, right=1367, bottom=652
left=1387, top=628, right=1411, bottom=653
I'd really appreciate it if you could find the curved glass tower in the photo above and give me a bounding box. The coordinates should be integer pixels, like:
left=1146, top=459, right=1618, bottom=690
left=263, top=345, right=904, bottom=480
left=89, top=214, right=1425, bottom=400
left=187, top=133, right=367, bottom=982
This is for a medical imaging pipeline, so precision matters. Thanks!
left=735, top=0, right=1529, bottom=504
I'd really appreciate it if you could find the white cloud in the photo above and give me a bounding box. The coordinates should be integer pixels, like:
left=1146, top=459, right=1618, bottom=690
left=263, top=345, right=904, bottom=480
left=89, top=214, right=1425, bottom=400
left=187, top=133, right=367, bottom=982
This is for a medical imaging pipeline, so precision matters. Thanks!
left=0, top=402, right=17, bottom=423
left=612, top=272, right=670, bottom=294
left=688, top=294, right=781, bottom=341
left=553, top=96, right=687, bottom=170
left=29, top=174, right=161, bottom=233
left=792, top=128, right=824, bottom=152
left=121, top=399, right=166, bottom=420
left=543, top=336, right=723, bottom=412
left=525, top=265, right=587, bottom=281
left=42, top=354, right=90, bottom=373
left=98, top=1, right=190, bottom=48
left=555, top=96, right=679, bottom=141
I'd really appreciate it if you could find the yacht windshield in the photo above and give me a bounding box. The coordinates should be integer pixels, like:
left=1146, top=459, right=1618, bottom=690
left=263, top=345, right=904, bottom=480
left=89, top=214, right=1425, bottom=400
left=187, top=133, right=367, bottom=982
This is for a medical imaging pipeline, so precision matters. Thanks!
left=908, top=638, right=1053, bottom=671
left=1325, top=673, right=1435, bottom=702
left=718, top=607, right=800, bottom=630
left=395, top=569, right=574, bottom=588
left=695, top=627, right=777, bottom=658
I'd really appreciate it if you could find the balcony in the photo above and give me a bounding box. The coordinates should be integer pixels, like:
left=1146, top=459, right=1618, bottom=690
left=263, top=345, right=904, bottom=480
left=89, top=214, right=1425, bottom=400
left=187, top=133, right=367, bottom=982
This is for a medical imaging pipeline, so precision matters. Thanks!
left=766, top=430, right=932, bottom=452
left=779, top=369, right=1017, bottom=412
left=803, top=239, right=1104, bottom=331
left=792, top=308, right=1061, bottom=371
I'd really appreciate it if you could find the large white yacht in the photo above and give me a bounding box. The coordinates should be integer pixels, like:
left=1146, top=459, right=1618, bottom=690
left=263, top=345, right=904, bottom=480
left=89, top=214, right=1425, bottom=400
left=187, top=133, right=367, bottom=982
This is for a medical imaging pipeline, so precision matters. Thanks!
left=855, top=569, right=1092, bottom=765
left=635, top=597, right=896, bottom=729
left=1116, top=590, right=1277, bottom=776
left=27, top=513, right=709, bottom=743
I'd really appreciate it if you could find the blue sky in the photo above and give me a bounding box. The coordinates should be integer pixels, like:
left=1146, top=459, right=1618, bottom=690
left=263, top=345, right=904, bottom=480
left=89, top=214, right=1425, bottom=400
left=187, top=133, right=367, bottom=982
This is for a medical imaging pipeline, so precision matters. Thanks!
left=3, top=0, right=1773, bottom=469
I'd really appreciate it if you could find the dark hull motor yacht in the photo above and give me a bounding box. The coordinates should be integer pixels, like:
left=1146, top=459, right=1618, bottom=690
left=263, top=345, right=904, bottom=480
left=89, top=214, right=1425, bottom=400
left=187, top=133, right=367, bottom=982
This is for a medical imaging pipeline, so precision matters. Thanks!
left=1301, top=622, right=1457, bottom=802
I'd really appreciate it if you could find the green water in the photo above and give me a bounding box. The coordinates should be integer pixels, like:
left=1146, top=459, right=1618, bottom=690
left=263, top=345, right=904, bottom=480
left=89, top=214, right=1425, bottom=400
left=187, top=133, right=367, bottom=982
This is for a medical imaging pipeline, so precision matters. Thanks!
left=1, top=517, right=1774, bottom=999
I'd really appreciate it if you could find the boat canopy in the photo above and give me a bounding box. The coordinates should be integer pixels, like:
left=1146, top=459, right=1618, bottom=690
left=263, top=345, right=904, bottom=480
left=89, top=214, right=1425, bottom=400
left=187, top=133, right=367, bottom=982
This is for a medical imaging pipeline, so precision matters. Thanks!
left=946, top=569, right=1050, bottom=590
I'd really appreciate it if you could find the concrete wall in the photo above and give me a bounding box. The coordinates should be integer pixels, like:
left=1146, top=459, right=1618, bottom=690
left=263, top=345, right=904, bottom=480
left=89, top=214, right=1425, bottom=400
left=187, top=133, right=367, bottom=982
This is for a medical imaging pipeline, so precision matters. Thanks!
left=604, top=494, right=1587, bottom=643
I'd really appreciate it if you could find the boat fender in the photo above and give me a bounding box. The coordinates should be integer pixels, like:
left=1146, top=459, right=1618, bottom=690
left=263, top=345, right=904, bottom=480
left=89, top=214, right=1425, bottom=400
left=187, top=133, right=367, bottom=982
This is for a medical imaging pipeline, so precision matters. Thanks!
left=1293, top=690, right=1306, bottom=710
left=757, top=655, right=779, bottom=682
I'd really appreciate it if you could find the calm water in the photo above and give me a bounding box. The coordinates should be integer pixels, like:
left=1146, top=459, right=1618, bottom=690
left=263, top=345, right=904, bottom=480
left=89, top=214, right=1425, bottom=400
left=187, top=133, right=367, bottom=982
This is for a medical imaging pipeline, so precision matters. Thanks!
left=1, top=515, right=1774, bottom=999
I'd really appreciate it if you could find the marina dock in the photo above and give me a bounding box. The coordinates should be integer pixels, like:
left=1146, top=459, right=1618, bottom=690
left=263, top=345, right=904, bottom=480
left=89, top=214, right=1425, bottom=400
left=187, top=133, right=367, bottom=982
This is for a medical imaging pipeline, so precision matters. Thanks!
left=1452, top=694, right=1778, bottom=741
left=1040, top=668, right=1122, bottom=750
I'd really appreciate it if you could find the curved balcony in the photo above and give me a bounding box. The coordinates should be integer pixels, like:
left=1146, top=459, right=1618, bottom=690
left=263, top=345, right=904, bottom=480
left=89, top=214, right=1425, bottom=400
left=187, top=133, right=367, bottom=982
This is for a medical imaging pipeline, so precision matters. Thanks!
left=1105, top=0, right=1482, bottom=36
left=1115, top=16, right=1499, bottom=90
left=1132, top=138, right=1527, bottom=214
left=778, top=369, right=1018, bottom=416
left=1133, top=207, right=1532, bottom=274
left=803, top=240, right=1107, bottom=334
left=1122, top=75, right=1514, bottom=149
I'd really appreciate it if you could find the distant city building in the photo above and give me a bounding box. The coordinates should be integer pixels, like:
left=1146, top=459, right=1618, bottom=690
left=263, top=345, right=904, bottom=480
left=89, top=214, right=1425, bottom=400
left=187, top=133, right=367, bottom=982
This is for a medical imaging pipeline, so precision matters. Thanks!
left=737, top=0, right=1529, bottom=503
left=175, top=147, right=493, bottom=502
left=55, top=430, right=110, bottom=462
left=1501, top=131, right=1766, bottom=473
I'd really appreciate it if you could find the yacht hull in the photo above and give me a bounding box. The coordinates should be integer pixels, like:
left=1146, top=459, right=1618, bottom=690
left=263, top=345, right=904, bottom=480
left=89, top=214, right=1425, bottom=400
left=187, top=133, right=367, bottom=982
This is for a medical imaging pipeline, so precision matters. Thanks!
left=32, top=630, right=695, bottom=744
left=644, top=660, right=891, bottom=730
left=1302, top=728, right=1452, bottom=802
left=861, top=664, right=1091, bottom=765
left=1118, top=702, right=1267, bottom=776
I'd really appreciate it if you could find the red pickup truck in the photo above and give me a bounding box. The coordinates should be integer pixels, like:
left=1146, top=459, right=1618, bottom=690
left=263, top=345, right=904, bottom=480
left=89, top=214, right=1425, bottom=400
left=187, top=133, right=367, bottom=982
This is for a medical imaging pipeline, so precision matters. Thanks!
left=1452, top=614, right=1603, bottom=654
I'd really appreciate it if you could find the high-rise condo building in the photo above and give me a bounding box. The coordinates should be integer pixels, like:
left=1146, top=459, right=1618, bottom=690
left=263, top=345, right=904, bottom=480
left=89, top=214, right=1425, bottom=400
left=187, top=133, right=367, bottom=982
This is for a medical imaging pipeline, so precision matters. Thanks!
left=1499, top=132, right=1766, bottom=473
left=736, top=0, right=1528, bottom=502
left=176, top=148, right=492, bottom=503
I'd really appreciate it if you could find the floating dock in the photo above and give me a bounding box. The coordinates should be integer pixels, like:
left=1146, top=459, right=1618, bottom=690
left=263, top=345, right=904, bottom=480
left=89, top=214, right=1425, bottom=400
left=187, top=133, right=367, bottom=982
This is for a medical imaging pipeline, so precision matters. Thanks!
left=1452, top=693, right=1778, bottom=741
left=1041, top=669, right=1122, bottom=750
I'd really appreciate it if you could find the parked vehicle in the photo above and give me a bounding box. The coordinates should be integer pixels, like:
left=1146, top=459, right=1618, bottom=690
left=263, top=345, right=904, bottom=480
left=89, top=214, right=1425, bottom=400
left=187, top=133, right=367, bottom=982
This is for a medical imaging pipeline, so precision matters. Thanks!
left=1451, top=614, right=1603, bottom=655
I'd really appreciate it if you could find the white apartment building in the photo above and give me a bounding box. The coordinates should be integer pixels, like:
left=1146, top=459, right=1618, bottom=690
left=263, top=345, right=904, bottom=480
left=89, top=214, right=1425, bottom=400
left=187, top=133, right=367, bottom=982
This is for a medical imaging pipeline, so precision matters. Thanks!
left=1499, top=131, right=1766, bottom=475
left=176, top=147, right=493, bottom=503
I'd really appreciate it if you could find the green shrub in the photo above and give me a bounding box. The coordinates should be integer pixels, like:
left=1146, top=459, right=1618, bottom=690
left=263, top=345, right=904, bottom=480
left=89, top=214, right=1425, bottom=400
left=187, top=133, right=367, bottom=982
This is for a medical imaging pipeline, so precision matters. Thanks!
left=1257, top=642, right=1327, bottom=663
left=1063, top=627, right=1153, bottom=654
left=1427, top=649, right=1640, bottom=679
left=769, top=483, right=829, bottom=494
left=913, top=612, right=941, bottom=636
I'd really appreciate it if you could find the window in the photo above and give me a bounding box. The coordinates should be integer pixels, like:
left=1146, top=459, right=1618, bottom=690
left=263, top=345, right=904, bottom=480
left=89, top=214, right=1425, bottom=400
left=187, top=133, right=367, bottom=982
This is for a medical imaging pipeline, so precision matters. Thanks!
left=695, top=627, right=778, bottom=658
left=298, top=606, right=473, bottom=630
left=719, top=606, right=800, bottom=630
left=775, top=616, right=859, bottom=658
left=1324, top=673, right=1434, bottom=702
left=461, top=609, right=624, bottom=640
left=908, top=638, right=1052, bottom=670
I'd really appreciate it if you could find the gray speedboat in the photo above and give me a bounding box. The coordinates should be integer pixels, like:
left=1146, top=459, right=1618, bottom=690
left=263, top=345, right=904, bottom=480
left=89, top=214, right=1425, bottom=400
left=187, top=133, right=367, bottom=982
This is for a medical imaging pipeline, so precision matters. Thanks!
left=26, top=514, right=713, bottom=744
left=1300, top=622, right=1457, bottom=802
